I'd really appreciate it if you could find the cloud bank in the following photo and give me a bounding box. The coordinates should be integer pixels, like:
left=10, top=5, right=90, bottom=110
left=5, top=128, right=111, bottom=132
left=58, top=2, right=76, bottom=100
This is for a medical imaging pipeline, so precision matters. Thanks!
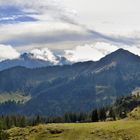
left=0, top=45, right=20, bottom=61
left=0, top=42, right=140, bottom=63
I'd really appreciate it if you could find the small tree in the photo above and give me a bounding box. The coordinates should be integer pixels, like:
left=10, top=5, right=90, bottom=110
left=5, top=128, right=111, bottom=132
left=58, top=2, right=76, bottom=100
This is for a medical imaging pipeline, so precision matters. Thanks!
left=91, top=109, right=98, bottom=122
left=98, top=108, right=106, bottom=121
left=108, top=107, right=116, bottom=120
left=20, top=116, right=26, bottom=127
left=0, top=130, right=9, bottom=140
left=64, top=113, right=71, bottom=123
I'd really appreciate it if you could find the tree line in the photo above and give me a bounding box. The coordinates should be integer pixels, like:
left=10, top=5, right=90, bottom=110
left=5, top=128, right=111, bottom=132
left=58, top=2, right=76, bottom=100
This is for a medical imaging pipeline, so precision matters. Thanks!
left=0, top=106, right=119, bottom=131
left=0, top=95, right=138, bottom=130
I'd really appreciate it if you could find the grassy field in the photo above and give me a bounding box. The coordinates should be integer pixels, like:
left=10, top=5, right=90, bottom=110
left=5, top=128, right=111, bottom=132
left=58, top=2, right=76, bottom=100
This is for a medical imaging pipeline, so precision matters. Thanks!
left=6, top=120, right=140, bottom=140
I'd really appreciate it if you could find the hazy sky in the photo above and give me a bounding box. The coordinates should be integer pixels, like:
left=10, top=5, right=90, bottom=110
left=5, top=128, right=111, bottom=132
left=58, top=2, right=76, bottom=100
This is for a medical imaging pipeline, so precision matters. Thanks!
left=0, top=0, right=140, bottom=61
left=62, top=0, right=140, bottom=32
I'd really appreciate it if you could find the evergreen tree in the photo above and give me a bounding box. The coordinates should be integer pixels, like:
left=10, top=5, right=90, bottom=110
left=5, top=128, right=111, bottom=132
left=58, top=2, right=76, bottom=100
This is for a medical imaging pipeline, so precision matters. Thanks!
left=108, top=107, right=116, bottom=120
left=91, top=109, right=98, bottom=122
left=64, top=113, right=71, bottom=123
left=98, top=108, right=106, bottom=121
left=20, top=116, right=26, bottom=127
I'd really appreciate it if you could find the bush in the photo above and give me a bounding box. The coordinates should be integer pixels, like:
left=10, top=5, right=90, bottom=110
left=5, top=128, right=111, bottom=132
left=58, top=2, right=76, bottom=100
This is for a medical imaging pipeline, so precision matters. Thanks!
left=0, top=130, right=9, bottom=140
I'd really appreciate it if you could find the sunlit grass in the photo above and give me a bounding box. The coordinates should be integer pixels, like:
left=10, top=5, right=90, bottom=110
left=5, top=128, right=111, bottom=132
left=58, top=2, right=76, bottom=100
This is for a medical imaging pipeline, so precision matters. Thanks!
left=6, top=120, right=140, bottom=140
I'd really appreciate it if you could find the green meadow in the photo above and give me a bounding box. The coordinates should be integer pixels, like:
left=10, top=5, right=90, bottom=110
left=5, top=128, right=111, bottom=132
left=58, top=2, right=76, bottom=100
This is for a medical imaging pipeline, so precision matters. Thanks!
left=6, top=120, right=140, bottom=140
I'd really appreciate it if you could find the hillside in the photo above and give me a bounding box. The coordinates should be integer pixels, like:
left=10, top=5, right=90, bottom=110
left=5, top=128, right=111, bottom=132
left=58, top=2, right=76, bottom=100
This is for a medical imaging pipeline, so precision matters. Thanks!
left=6, top=120, right=140, bottom=140
left=128, top=107, right=140, bottom=120
left=0, top=49, right=140, bottom=115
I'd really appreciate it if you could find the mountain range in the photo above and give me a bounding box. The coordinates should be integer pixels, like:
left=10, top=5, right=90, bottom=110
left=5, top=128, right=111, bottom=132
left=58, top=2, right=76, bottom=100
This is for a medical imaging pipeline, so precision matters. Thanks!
left=0, top=49, right=140, bottom=116
left=0, top=48, right=71, bottom=71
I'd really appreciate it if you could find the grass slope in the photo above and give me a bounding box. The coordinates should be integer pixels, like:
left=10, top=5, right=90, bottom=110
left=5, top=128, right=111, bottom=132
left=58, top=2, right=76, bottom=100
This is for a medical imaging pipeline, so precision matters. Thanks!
left=0, top=93, right=31, bottom=103
left=6, top=120, right=140, bottom=140
left=128, top=106, right=140, bottom=120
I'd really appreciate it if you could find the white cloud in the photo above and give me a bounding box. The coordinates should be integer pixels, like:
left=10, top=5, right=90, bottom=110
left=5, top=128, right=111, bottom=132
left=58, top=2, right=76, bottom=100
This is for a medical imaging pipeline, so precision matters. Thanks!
left=0, top=44, right=20, bottom=61
left=0, top=21, right=84, bottom=41
left=65, top=44, right=104, bottom=62
left=30, top=48, right=58, bottom=64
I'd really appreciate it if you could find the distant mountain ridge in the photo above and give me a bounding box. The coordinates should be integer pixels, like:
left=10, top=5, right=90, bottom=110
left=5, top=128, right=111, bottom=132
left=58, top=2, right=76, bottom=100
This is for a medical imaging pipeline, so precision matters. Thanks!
left=0, top=47, right=140, bottom=71
left=0, top=49, right=140, bottom=116
left=0, top=49, right=71, bottom=71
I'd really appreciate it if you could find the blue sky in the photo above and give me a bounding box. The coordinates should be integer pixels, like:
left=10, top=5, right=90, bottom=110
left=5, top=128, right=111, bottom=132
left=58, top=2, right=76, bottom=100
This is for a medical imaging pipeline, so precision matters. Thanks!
left=0, top=0, right=140, bottom=61
left=0, top=5, right=37, bottom=24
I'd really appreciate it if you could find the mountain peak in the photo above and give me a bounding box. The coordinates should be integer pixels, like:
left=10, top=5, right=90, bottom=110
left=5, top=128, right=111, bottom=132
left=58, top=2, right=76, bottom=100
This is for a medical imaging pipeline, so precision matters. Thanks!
left=0, top=48, right=71, bottom=71
left=20, top=53, right=34, bottom=60
left=100, top=48, right=140, bottom=64
left=111, top=48, right=132, bottom=55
